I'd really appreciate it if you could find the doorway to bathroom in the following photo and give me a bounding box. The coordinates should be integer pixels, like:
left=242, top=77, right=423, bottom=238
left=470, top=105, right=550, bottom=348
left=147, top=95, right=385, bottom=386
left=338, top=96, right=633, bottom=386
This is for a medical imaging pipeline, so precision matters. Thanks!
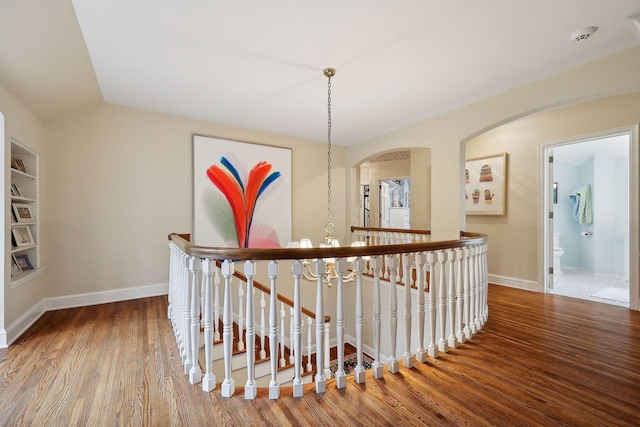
left=543, top=131, right=631, bottom=307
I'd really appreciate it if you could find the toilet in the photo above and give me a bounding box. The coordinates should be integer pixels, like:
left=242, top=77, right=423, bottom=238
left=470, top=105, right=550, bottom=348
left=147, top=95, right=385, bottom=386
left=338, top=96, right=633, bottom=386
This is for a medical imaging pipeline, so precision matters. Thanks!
left=553, top=233, right=564, bottom=275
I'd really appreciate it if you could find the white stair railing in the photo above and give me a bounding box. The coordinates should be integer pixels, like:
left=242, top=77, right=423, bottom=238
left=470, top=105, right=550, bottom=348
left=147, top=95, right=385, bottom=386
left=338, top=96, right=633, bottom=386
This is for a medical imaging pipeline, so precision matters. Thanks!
left=167, top=228, right=488, bottom=400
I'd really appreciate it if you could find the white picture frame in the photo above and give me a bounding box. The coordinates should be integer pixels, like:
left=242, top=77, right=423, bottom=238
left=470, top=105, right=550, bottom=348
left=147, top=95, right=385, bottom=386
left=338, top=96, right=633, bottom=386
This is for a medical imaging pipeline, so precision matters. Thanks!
left=12, top=225, right=35, bottom=247
left=12, top=203, right=35, bottom=223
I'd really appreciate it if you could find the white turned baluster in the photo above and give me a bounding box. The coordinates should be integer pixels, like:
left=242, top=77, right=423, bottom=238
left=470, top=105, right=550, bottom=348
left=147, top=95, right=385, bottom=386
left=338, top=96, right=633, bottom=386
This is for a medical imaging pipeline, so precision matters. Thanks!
left=426, top=252, right=438, bottom=358
left=483, top=243, right=489, bottom=323
left=402, top=253, right=414, bottom=368
left=280, top=302, right=286, bottom=368
left=221, top=260, right=235, bottom=397
left=183, top=257, right=194, bottom=374
left=213, top=266, right=221, bottom=342
left=189, top=258, right=202, bottom=384
left=292, top=261, right=304, bottom=397
left=306, top=317, right=313, bottom=372
left=371, top=256, right=384, bottom=378
left=314, top=260, right=326, bottom=393
left=474, top=245, right=480, bottom=331
left=290, top=307, right=296, bottom=365
left=463, top=247, right=472, bottom=339
left=382, top=236, right=390, bottom=280
left=394, top=254, right=401, bottom=284
left=335, top=258, right=346, bottom=389
left=289, top=307, right=295, bottom=364
left=387, top=255, right=399, bottom=373
left=259, top=292, right=266, bottom=359
left=447, top=249, right=457, bottom=349
left=174, top=250, right=181, bottom=345
left=237, top=280, right=245, bottom=352
left=268, top=261, right=280, bottom=399
left=244, top=261, right=257, bottom=400
left=167, top=244, right=174, bottom=321
left=180, top=254, right=189, bottom=367
left=455, top=248, right=466, bottom=344
left=354, top=258, right=366, bottom=383
left=469, top=247, right=478, bottom=335
left=323, top=321, right=331, bottom=380
left=201, top=258, right=216, bottom=392
left=415, top=252, right=427, bottom=363
left=481, top=244, right=489, bottom=324
left=437, top=251, right=448, bottom=353
left=200, top=266, right=206, bottom=330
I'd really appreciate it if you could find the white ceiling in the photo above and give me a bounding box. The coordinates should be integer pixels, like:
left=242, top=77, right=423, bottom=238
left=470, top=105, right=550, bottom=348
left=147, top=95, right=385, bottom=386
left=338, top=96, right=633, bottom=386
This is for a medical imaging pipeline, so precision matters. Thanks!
left=554, top=134, right=630, bottom=166
left=2, top=0, right=640, bottom=146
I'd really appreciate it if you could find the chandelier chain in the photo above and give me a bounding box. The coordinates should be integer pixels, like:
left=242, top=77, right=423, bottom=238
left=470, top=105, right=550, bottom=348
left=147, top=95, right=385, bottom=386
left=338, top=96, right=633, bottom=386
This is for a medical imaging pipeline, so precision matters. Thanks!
left=326, top=74, right=332, bottom=231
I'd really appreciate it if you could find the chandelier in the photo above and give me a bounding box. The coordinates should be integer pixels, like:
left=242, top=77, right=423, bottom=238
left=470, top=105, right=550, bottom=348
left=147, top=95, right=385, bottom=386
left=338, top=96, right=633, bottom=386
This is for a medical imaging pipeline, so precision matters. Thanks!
left=295, top=68, right=365, bottom=285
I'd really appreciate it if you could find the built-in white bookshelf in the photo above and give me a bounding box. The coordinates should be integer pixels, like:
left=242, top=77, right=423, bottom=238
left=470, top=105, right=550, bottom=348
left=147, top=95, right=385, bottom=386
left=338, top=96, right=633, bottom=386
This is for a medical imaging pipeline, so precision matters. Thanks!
left=9, top=138, right=42, bottom=287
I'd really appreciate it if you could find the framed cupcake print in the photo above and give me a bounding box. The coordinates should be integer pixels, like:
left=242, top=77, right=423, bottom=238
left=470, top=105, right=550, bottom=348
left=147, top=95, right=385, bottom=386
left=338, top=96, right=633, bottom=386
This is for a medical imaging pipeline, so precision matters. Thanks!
left=465, top=153, right=508, bottom=216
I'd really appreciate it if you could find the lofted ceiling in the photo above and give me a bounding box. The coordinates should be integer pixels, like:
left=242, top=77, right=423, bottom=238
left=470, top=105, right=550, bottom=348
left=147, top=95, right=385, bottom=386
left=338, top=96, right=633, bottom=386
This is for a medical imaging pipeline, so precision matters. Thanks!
left=1, top=1, right=640, bottom=146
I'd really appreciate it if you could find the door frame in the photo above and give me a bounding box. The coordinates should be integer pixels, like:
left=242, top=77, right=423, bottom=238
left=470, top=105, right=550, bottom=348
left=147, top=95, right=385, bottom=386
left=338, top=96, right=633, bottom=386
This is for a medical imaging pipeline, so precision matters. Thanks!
left=538, top=125, right=639, bottom=311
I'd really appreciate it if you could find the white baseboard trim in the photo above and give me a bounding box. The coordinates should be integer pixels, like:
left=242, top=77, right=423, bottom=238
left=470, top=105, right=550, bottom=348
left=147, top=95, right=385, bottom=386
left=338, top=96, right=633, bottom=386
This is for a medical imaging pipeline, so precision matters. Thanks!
left=44, top=282, right=169, bottom=311
left=489, top=274, right=541, bottom=292
left=0, top=328, right=7, bottom=349
left=5, top=283, right=169, bottom=347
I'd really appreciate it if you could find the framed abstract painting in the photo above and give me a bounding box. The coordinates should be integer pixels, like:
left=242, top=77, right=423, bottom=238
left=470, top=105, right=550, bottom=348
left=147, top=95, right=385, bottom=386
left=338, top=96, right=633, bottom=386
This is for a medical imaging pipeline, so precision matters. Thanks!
left=465, top=153, right=508, bottom=216
left=192, top=135, right=292, bottom=248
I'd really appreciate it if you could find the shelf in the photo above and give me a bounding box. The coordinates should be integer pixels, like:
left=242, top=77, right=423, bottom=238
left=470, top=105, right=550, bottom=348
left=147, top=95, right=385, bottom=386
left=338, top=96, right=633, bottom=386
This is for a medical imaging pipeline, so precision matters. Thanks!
left=10, top=267, right=46, bottom=289
left=10, top=168, right=36, bottom=180
left=11, top=196, right=36, bottom=203
left=11, top=244, right=37, bottom=254
left=11, top=221, right=37, bottom=227
left=8, top=138, right=41, bottom=285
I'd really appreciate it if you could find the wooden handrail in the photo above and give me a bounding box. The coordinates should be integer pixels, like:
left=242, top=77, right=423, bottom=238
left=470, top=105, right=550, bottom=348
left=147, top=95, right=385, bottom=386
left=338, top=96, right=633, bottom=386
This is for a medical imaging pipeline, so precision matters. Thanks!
left=168, top=232, right=486, bottom=262
left=173, top=235, right=325, bottom=321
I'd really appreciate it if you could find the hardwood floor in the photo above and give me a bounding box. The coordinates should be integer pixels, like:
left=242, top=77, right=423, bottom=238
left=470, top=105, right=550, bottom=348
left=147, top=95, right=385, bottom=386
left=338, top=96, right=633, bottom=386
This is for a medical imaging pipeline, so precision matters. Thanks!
left=1, top=285, right=639, bottom=426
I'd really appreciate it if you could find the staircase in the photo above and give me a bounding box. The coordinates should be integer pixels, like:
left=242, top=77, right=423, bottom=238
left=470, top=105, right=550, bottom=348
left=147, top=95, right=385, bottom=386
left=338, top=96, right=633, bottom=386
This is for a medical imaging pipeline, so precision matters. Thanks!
left=199, top=319, right=315, bottom=389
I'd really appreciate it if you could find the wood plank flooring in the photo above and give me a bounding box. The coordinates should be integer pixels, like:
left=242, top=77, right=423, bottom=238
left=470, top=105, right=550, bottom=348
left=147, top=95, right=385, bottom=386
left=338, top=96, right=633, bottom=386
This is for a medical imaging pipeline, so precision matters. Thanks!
left=1, top=285, right=639, bottom=426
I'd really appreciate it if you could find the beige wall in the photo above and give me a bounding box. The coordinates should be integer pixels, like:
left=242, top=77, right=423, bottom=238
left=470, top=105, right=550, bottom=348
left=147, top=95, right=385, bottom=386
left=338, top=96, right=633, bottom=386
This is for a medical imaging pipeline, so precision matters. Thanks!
left=347, top=46, right=640, bottom=242
left=467, top=93, right=640, bottom=288
left=43, top=103, right=347, bottom=304
left=1, top=83, right=46, bottom=328
left=410, top=148, right=431, bottom=230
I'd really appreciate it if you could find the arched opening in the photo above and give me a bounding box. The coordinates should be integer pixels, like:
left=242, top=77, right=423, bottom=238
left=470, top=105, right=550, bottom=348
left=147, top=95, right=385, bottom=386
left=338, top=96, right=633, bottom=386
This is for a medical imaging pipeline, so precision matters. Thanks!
left=356, top=148, right=430, bottom=229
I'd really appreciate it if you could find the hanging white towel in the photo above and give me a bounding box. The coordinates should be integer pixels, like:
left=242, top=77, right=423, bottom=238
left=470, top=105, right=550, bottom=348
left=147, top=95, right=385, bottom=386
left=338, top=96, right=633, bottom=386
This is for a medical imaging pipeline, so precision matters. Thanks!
left=568, top=184, right=593, bottom=224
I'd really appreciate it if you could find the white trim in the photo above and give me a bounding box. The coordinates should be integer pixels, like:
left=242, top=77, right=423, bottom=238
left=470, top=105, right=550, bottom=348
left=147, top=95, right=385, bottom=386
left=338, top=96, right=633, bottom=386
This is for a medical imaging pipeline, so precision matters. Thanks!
left=5, top=300, right=46, bottom=347
left=539, top=125, right=639, bottom=311
left=4, top=283, right=169, bottom=346
left=0, top=329, right=7, bottom=349
left=44, top=282, right=168, bottom=311
left=489, top=274, right=540, bottom=292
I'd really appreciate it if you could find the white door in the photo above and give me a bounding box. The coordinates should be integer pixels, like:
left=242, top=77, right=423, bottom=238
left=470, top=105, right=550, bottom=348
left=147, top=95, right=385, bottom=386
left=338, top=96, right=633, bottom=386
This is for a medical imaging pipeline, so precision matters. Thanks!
left=379, top=181, right=390, bottom=228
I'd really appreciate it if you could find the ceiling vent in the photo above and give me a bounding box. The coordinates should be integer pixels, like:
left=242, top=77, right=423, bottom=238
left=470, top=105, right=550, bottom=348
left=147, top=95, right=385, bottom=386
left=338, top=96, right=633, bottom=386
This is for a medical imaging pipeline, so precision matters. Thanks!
left=571, top=26, right=598, bottom=43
